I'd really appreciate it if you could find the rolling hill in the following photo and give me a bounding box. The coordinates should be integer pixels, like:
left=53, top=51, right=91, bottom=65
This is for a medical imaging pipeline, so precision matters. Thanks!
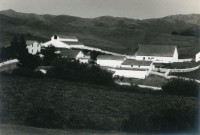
left=0, top=9, right=199, bottom=57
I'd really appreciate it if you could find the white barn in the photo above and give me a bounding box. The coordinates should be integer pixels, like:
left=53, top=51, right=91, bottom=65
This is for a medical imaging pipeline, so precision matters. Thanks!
left=42, top=35, right=79, bottom=49
left=113, top=59, right=153, bottom=79
left=26, top=40, right=41, bottom=55
left=135, top=45, right=178, bottom=63
left=97, top=55, right=126, bottom=68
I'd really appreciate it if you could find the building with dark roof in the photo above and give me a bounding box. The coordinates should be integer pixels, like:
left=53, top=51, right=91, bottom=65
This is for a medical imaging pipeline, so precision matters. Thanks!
left=121, top=59, right=153, bottom=69
left=60, top=49, right=90, bottom=63
left=113, top=59, right=154, bottom=79
left=96, top=55, right=126, bottom=68
left=135, top=45, right=178, bottom=63
left=60, top=49, right=83, bottom=59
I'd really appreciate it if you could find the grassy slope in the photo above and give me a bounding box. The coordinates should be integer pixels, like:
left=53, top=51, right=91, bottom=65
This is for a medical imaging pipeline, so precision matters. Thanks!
left=0, top=75, right=198, bottom=132
left=171, top=68, right=200, bottom=80
left=0, top=124, right=133, bottom=135
left=0, top=10, right=199, bottom=57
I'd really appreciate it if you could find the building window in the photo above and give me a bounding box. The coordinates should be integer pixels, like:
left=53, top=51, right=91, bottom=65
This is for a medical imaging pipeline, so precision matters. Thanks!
left=143, top=57, right=145, bottom=60
left=54, top=35, right=57, bottom=39
left=131, top=65, right=133, bottom=67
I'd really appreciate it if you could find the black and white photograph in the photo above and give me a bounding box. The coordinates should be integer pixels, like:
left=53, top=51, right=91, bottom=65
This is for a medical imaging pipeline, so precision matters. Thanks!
left=0, top=0, right=199, bottom=134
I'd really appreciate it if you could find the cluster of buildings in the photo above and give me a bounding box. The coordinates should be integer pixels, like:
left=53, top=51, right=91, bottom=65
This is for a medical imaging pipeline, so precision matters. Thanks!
left=26, top=34, right=179, bottom=79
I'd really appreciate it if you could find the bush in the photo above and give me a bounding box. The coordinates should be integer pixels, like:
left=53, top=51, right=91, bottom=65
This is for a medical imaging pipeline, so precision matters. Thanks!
left=162, top=79, right=199, bottom=97
left=47, top=58, right=114, bottom=86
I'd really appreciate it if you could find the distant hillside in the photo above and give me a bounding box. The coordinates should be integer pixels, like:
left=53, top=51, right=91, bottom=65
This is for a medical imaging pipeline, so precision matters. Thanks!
left=0, top=9, right=199, bottom=57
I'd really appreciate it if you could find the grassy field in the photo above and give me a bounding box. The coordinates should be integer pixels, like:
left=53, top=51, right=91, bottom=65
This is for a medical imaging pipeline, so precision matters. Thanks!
left=171, top=68, right=200, bottom=80
left=0, top=124, right=134, bottom=135
left=162, top=62, right=199, bottom=69
left=0, top=75, right=199, bottom=133
left=116, top=74, right=168, bottom=87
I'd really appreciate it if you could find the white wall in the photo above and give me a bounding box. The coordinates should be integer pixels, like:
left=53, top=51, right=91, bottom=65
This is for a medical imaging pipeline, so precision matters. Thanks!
left=121, top=64, right=151, bottom=69
left=79, top=58, right=89, bottom=63
left=27, top=42, right=41, bottom=55
left=97, top=60, right=124, bottom=68
left=113, top=70, right=148, bottom=79
left=173, top=47, right=178, bottom=62
left=136, top=56, right=174, bottom=63
left=196, top=52, right=200, bottom=62
left=135, top=48, right=178, bottom=63
left=76, top=51, right=84, bottom=59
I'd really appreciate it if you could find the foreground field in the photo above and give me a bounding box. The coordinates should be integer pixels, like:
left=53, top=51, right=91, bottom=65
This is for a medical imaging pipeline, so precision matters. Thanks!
left=0, top=75, right=199, bottom=133
left=0, top=124, right=134, bottom=135
left=117, top=74, right=167, bottom=87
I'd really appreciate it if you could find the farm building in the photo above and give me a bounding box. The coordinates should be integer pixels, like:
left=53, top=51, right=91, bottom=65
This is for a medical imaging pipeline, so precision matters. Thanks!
left=26, top=40, right=41, bottom=55
left=42, top=35, right=78, bottom=49
left=195, top=52, right=200, bottom=62
left=97, top=55, right=126, bottom=68
left=135, top=45, right=178, bottom=63
left=41, top=35, right=102, bottom=52
left=113, top=59, right=153, bottom=79
left=60, top=49, right=90, bottom=63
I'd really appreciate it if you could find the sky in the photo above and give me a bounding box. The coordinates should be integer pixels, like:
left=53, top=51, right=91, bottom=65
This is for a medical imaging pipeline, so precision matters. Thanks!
left=0, top=0, right=199, bottom=19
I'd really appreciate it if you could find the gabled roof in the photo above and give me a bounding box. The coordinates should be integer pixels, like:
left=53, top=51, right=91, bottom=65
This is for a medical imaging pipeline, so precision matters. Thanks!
left=26, top=40, right=37, bottom=45
left=121, top=59, right=152, bottom=66
left=136, top=45, right=177, bottom=57
left=56, top=35, right=78, bottom=40
left=60, top=49, right=81, bottom=59
left=97, top=55, right=126, bottom=60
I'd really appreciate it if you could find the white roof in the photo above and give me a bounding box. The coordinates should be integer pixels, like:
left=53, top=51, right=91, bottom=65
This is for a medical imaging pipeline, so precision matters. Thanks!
left=42, top=40, right=70, bottom=48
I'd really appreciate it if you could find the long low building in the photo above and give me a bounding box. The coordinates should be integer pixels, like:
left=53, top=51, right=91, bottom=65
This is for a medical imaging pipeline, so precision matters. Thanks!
left=96, top=55, right=126, bottom=68
left=135, top=45, right=178, bottom=63
left=113, top=59, right=153, bottom=79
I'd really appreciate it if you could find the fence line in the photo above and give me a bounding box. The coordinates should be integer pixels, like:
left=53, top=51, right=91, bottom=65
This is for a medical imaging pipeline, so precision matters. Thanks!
left=115, top=81, right=162, bottom=90
left=154, top=65, right=200, bottom=73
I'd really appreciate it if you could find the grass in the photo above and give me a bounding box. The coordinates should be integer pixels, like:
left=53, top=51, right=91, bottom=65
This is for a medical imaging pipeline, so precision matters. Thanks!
left=0, top=75, right=199, bottom=133
left=171, top=68, right=200, bottom=80
left=0, top=124, right=135, bottom=135
left=162, top=62, right=199, bottom=69
left=116, top=74, right=168, bottom=87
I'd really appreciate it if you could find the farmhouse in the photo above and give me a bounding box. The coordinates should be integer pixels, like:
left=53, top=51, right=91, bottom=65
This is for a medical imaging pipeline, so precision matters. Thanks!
left=113, top=59, right=153, bottom=79
left=135, top=45, right=178, bottom=63
left=97, top=55, right=126, bottom=68
left=60, top=49, right=90, bottom=63
left=26, top=40, right=41, bottom=55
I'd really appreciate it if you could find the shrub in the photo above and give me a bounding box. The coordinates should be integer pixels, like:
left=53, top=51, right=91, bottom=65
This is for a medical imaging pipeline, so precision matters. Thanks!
left=47, top=58, right=114, bottom=86
left=162, top=79, right=199, bottom=97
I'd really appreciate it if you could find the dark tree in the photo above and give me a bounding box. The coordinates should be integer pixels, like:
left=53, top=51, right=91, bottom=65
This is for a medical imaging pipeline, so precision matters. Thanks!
left=10, top=35, right=19, bottom=57
left=41, top=45, right=60, bottom=66
left=171, top=31, right=179, bottom=35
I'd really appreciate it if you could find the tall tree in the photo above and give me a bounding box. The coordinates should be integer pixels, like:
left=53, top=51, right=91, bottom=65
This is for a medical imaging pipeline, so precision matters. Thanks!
left=10, top=35, right=19, bottom=57
left=41, top=45, right=59, bottom=66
